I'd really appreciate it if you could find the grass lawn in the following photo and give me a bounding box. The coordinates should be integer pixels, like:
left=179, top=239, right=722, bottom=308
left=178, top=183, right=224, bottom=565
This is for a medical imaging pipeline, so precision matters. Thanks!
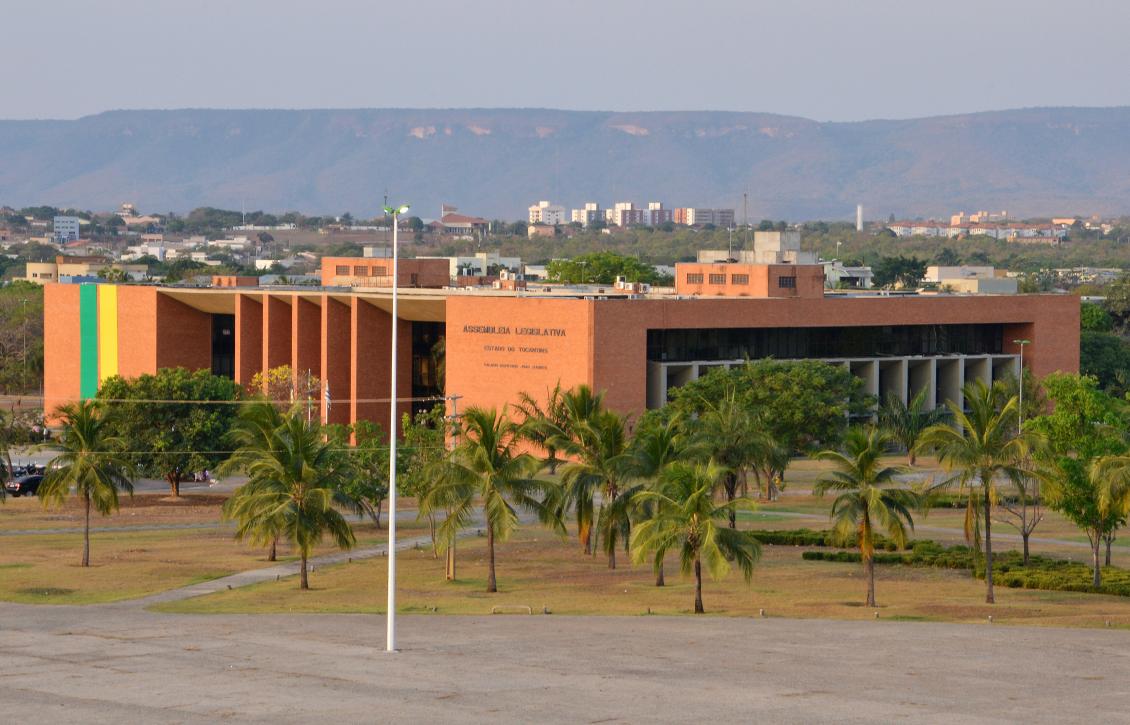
left=0, top=493, right=426, bottom=605
left=155, top=524, right=1130, bottom=628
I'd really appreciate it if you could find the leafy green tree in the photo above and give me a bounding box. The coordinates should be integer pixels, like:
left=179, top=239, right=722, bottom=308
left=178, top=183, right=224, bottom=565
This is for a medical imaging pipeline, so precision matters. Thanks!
left=917, top=380, right=1028, bottom=603
left=424, top=407, right=560, bottom=592
left=1080, top=331, right=1130, bottom=395
left=815, top=428, right=920, bottom=606
left=630, top=461, right=761, bottom=613
left=1102, top=274, right=1130, bottom=330
left=221, top=406, right=356, bottom=589
left=878, top=389, right=948, bottom=466
left=670, top=360, right=867, bottom=483
left=872, top=255, right=926, bottom=289
left=556, top=409, right=635, bottom=568
left=1029, top=374, right=1128, bottom=586
left=0, top=282, right=44, bottom=394
left=334, top=419, right=389, bottom=529
left=98, top=368, right=242, bottom=496
left=38, top=401, right=134, bottom=566
left=546, top=251, right=662, bottom=284
left=1080, top=303, right=1113, bottom=332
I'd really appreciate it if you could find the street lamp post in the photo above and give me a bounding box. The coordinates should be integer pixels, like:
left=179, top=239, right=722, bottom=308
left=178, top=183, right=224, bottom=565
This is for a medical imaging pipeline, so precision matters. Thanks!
left=1013, top=338, right=1031, bottom=430
left=383, top=202, right=409, bottom=653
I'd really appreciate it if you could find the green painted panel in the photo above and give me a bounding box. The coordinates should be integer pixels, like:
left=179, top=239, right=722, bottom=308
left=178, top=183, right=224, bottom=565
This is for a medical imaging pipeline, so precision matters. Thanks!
left=79, top=284, right=99, bottom=399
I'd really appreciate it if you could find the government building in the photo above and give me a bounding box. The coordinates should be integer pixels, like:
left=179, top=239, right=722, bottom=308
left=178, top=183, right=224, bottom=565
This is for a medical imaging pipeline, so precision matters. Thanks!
left=43, top=250, right=1079, bottom=428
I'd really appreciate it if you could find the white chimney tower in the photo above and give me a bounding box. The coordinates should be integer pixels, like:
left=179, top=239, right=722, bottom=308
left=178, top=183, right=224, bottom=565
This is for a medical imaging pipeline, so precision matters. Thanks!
left=856, top=204, right=863, bottom=232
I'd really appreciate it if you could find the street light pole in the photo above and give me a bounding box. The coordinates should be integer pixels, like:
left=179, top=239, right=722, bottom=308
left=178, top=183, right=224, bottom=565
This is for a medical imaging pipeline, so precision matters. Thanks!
left=1013, top=338, right=1031, bottom=430
left=383, top=202, right=409, bottom=653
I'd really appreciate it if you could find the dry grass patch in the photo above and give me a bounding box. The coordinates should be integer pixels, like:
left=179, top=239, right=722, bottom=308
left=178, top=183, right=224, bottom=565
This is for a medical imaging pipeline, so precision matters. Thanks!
left=156, top=525, right=1130, bottom=628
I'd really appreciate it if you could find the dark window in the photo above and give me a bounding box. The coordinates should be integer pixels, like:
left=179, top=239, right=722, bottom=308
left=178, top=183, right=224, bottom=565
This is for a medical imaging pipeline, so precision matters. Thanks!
left=335, top=265, right=349, bottom=275
left=211, top=314, right=235, bottom=378
left=354, top=265, right=368, bottom=276
left=411, top=321, right=446, bottom=417
left=646, top=324, right=1004, bottom=362
left=778, top=276, right=796, bottom=288
left=373, top=265, right=388, bottom=276
left=708, top=273, right=726, bottom=284
left=731, top=274, right=749, bottom=285
left=686, top=273, right=704, bottom=284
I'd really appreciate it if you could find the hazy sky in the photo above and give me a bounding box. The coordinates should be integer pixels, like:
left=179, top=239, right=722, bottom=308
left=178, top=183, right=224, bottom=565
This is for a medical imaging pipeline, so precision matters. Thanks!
left=4, top=0, right=1129, bottom=122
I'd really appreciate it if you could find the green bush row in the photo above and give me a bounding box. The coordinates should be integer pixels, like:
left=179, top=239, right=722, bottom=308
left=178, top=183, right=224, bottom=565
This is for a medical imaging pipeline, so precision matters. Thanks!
left=750, top=528, right=906, bottom=551
left=802, top=541, right=1130, bottom=597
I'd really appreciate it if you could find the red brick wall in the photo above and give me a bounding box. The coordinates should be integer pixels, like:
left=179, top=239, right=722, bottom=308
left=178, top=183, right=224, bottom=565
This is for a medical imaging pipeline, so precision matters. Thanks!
left=321, top=295, right=352, bottom=425
left=155, top=293, right=211, bottom=372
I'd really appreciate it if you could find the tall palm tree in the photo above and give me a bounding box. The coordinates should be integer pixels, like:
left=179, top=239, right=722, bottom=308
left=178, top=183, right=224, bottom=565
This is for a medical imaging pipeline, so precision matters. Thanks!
left=223, top=401, right=285, bottom=560
left=555, top=409, right=635, bottom=568
left=425, top=407, right=561, bottom=592
left=514, top=383, right=570, bottom=474
left=631, top=461, right=761, bottom=613
left=878, top=388, right=948, bottom=466
left=628, top=413, right=691, bottom=585
left=694, top=387, right=777, bottom=524
left=815, top=427, right=921, bottom=606
left=220, top=406, right=356, bottom=589
left=38, top=400, right=134, bottom=567
left=916, top=380, right=1028, bottom=604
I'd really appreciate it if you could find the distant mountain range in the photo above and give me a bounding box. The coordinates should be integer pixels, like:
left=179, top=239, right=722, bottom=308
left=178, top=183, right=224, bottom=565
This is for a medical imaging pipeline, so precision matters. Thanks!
left=2, top=107, right=1130, bottom=220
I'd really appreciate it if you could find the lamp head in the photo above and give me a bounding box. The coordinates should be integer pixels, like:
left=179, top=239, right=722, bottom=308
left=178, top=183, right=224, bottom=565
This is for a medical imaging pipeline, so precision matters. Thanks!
left=384, top=204, right=410, bottom=216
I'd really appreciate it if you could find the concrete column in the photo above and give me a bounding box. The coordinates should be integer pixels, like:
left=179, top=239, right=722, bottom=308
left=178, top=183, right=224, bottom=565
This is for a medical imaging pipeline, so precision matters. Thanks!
left=350, top=297, right=383, bottom=429
left=879, top=358, right=908, bottom=404
left=909, top=358, right=937, bottom=410
left=965, top=356, right=991, bottom=390
left=937, top=358, right=964, bottom=410
left=262, top=295, right=292, bottom=378
left=234, top=293, right=262, bottom=387
left=321, top=295, right=351, bottom=425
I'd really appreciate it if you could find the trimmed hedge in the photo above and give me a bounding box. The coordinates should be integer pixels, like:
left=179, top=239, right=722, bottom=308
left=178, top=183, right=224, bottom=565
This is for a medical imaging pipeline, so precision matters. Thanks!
left=751, top=528, right=906, bottom=551
left=803, top=541, right=1130, bottom=597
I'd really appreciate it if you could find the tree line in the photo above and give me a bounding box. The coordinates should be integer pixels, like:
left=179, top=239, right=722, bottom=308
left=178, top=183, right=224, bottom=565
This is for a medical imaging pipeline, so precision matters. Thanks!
left=10, top=361, right=1130, bottom=614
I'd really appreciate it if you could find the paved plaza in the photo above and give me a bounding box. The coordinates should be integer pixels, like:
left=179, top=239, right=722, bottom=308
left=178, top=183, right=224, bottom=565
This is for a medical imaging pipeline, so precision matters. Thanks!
left=2, top=603, right=1128, bottom=723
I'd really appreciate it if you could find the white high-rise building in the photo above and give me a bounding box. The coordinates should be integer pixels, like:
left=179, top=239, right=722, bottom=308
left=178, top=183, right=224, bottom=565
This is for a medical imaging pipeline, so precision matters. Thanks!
left=571, top=202, right=602, bottom=226
left=53, top=216, right=81, bottom=243
left=529, top=200, right=566, bottom=225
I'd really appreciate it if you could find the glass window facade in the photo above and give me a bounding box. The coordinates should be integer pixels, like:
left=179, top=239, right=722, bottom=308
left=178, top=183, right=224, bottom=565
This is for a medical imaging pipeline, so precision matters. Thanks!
left=646, top=324, right=1004, bottom=362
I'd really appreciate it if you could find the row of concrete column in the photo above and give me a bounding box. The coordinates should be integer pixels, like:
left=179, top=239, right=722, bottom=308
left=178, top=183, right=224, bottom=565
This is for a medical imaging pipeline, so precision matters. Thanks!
left=647, top=354, right=1021, bottom=412
left=233, top=292, right=411, bottom=430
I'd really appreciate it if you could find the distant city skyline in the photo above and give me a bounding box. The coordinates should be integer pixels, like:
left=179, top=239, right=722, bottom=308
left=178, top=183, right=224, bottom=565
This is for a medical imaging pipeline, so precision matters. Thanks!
left=2, top=0, right=1129, bottom=122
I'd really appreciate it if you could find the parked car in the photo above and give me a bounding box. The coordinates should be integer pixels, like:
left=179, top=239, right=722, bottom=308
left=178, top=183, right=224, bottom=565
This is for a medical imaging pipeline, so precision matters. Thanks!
left=5, top=474, right=43, bottom=497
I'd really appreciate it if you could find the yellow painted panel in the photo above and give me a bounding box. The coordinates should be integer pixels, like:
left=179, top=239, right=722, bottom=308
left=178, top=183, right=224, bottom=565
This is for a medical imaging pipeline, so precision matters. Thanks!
left=98, top=285, right=119, bottom=380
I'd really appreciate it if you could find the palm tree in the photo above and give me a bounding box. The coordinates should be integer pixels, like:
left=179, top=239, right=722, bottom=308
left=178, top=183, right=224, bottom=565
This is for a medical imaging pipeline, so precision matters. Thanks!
left=556, top=409, right=635, bottom=568
left=222, top=402, right=285, bottom=560
left=916, top=380, right=1028, bottom=604
left=693, top=387, right=777, bottom=525
left=38, top=400, right=134, bottom=567
left=545, top=384, right=607, bottom=555
left=220, top=406, right=356, bottom=589
left=815, top=427, right=921, bottom=606
left=514, top=383, right=570, bottom=474
left=628, top=413, right=691, bottom=585
left=630, top=461, right=761, bottom=613
left=425, top=407, right=561, bottom=592
left=878, top=388, right=948, bottom=466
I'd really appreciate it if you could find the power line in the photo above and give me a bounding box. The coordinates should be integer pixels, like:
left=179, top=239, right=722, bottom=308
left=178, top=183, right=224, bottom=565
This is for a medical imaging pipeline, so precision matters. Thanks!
left=0, top=394, right=447, bottom=406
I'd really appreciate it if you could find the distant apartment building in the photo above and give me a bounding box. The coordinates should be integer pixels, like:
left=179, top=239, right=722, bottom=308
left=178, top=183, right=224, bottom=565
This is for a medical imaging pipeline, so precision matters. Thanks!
left=53, top=216, right=82, bottom=243
left=643, top=202, right=672, bottom=226
left=606, top=202, right=646, bottom=227
left=571, top=202, right=602, bottom=226
left=925, top=266, right=1018, bottom=294
left=26, top=255, right=148, bottom=284
left=528, top=201, right=566, bottom=226
left=889, top=220, right=1066, bottom=242
left=320, top=257, right=450, bottom=288
left=675, top=208, right=735, bottom=227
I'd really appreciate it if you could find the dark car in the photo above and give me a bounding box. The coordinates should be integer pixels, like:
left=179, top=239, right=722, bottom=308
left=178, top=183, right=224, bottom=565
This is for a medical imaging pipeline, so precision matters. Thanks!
left=5, top=474, right=43, bottom=497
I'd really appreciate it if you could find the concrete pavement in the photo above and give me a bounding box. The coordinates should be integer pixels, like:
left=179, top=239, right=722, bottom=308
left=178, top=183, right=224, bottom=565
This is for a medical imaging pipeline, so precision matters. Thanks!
left=1, top=605, right=1127, bottom=723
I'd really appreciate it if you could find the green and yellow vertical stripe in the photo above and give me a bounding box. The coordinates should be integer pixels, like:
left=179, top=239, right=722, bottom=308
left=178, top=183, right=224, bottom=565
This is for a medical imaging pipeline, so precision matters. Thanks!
left=78, top=284, right=119, bottom=399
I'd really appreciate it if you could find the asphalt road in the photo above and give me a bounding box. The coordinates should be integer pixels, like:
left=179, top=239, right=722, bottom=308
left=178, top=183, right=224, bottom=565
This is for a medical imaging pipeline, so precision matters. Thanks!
left=1, top=605, right=1128, bottom=723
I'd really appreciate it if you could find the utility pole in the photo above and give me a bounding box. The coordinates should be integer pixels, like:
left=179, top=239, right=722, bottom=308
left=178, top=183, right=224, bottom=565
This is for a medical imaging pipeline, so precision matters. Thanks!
left=444, top=392, right=463, bottom=581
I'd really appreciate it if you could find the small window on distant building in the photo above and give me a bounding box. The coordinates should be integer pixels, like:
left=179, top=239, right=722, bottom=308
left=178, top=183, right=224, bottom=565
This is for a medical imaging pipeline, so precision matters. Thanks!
left=372, top=265, right=388, bottom=276
left=336, top=265, right=349, bottom=275
left=708, top=273, right=726, bottom=285
left=354, top=265, right=368, bottom=276
left=686, top=273, right=704, bottom=284
left=731, top=274, right=749, bottom=285
left=778, top=276, right=796, bottom=288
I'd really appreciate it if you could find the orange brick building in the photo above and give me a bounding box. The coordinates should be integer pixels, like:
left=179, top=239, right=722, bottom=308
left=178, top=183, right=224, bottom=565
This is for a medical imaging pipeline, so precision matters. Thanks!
left=44, top=279, right=1080, bottom=431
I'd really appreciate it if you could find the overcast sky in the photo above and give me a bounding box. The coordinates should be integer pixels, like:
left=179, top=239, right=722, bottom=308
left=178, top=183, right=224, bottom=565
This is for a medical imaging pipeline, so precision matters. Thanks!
left=4, top=0, right=1129, bottom=122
